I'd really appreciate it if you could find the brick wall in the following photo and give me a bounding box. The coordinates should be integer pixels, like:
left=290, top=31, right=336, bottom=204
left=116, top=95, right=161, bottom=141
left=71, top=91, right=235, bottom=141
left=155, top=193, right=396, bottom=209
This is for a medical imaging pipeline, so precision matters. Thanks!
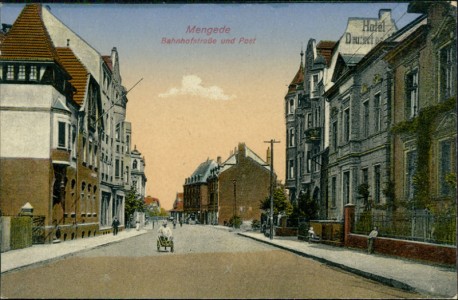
left=346, top=233, right=456, bottom=266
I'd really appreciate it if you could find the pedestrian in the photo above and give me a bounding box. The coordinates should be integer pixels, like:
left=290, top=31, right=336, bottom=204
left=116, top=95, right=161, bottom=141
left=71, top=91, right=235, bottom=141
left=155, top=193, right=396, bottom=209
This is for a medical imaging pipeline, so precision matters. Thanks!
left=136, top=220, right=140, bottom=231
left=179, top=219, right=183, bottom=227
left=367, top=226, right=378, bottom=254
left=112, top=217, right=120, bottom=236
left=152, top=219, right=155, bottom=229
left=173, top=219, right=177, bottom=229
left=157, top=221, right=173, bottom=241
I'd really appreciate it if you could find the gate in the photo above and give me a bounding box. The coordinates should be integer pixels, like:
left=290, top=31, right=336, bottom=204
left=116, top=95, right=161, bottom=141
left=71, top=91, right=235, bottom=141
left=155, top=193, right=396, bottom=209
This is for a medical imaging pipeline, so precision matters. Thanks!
left=32, top=216, right=45, bottom=244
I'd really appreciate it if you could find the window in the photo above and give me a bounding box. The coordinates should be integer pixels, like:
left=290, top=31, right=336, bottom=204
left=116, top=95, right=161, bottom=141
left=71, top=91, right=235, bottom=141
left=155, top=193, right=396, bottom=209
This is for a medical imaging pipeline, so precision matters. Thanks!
left=115, top=159, right=120, bottom=178
left=331, top=177, right=337, bottom=207
left=6, top=65, right=14, bottom=80
left=343, top=109, right=350, bottom=142
left=289, top=128, right=295, bottom=147
left=18, top=65, right=26, bottom=80
left=306, top=151, right=311, bottom=173
left=343, top=171, right=350, bottom=204
left=363, top=101, right=369, bottom=137
left=332, top=120, right=338, bottom=150
left=440, top=45, right=455, bottom=101
left=374, top=93, right=381, bottom=132
left=30, top=66, right=38, bottom=81
left=406, top=70, right=418, bottom=119
left=289, top=160, right=294, bottom=179
left=82, top=137, right=87, bottom=163
left=374, top=165, right=381, bottom=204
left=58, top=122, right=66, bottom=148
left=307, top=113, right=312, bottom=128
left=289, top=99, right=294, bottom=114
left=312, top=74, right=319, bottom=91
left=439, top=139, right=455, bottom=196
left=405, top=150, right=417, bottom=200
left=298, top=154, right=302, bottom=177
left=362, top=168, right=369, bottom=185
left=133, top=160, right=138, bottom=170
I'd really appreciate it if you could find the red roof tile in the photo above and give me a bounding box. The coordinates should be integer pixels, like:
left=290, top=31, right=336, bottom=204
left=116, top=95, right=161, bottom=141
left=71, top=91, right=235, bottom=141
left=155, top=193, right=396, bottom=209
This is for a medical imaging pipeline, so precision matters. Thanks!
left=56, top=47, right=88, bottom=106
left=317, top=40, right=337, bottom=67
left=288, top=63, right=304, bottom=94
left=0, top=4, right=62, bottom=66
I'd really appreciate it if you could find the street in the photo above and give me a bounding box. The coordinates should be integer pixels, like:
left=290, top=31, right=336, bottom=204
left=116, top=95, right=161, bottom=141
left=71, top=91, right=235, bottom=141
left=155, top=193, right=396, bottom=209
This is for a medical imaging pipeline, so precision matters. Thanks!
left=1, top=225, right=421, bottom=299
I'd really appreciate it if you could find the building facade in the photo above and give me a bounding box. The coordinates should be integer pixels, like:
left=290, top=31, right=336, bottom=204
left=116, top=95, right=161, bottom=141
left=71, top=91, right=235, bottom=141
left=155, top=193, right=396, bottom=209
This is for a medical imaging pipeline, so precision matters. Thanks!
left=386, top=2, right=456, bottom=214
left=0, top=4, right=143, bottom=243
left=210, top=143, right=276, bottom=225
left=183, top=159, right=218, bottom=224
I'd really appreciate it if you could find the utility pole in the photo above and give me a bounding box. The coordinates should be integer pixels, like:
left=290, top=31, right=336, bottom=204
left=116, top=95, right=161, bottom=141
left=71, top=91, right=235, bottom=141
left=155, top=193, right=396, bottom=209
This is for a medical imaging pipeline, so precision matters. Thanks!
left=264, top=139, right=280, bottom=240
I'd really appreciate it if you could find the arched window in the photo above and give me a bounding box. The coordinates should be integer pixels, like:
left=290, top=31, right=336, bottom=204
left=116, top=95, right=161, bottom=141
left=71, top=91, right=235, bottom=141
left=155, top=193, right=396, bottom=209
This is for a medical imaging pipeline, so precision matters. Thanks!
left=133, top=160, right=138, bottom=170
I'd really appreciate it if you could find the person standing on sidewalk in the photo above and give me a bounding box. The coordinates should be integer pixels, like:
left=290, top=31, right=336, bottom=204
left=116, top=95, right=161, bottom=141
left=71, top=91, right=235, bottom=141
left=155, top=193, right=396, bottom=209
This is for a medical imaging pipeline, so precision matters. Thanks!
left=367, top=226, right=378, bottom=254
left=112, top=217, right=120, bottom=236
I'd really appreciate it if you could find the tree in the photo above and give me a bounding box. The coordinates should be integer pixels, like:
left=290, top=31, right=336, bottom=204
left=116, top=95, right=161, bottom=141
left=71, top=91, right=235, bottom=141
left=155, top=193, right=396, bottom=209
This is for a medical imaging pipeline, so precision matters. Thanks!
left=124, top=185, right=145, bottom=224
left=294, top=189, right=318, bottom=221
left=260, top=186, right=293, bottom=216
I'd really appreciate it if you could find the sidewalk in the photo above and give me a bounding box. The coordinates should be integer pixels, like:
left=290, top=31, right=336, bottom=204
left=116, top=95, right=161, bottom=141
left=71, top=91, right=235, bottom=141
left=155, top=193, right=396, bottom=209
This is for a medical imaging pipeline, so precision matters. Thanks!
left=1, top=228, right=148, bottom=274
left=239, top=231, right=457, bottom=298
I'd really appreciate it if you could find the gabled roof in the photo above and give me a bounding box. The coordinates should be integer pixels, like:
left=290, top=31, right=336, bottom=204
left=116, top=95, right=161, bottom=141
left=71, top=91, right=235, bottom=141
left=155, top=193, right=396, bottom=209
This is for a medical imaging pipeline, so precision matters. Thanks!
left=56, top=47, right=88, bottom=106
left=0, top=4, right=62, bottom=66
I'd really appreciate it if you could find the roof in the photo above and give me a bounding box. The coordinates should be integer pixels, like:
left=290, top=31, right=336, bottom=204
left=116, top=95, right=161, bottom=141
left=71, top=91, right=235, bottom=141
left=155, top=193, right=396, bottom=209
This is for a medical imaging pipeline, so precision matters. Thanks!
left=287, top=62, right=304, bottom=94
left=187, top=159, right=218, bottom=184
left=316, top=40, right=336, bottom=66
left=0, top=4, right=62, bottom=67
left=102, top=55, right=113, bottom=72
left=219, top=143, right=271, bottom=173
left=56, top=47, right=88, bottom=106
left=144, top=196, right=160, bottom=206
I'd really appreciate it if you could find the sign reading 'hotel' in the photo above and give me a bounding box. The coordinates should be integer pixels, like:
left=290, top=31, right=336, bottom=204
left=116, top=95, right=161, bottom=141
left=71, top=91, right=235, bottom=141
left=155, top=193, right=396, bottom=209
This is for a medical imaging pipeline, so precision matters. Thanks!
left=341, top=9, right=397, bottom=53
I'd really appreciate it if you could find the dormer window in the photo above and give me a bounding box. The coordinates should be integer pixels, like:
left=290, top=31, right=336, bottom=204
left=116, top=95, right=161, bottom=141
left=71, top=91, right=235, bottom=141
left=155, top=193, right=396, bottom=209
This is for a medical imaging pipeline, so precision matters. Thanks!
left=30, top=66, right=38, bottom=81
left=6, top=65, right=14, bottom=80
left=18, top=65, right=26, bottom=80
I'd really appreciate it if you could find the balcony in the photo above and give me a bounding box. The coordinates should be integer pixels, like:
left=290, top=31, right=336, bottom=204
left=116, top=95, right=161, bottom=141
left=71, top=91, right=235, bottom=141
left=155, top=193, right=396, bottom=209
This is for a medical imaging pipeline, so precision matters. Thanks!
left=305, top=127, right=321, bottom=143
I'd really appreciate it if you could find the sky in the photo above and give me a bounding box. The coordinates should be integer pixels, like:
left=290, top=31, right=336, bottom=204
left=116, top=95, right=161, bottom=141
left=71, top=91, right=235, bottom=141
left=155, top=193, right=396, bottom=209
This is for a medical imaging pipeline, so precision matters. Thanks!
left=1, top=2, right=421, bottom=210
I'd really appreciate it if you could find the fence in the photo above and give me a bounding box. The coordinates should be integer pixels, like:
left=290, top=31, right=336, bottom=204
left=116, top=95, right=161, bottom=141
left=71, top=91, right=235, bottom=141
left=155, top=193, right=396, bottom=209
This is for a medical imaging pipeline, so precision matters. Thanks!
left=353, top=209, right=456, bottom=245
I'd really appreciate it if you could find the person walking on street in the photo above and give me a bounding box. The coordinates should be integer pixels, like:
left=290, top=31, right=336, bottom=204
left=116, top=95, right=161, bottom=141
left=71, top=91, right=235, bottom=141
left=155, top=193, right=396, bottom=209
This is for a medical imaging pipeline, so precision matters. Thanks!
left=173, top=219, right=177, bottom=229
left=136, top=220, right=140, bottom=231
left=179, top=219, right=183, bottom=227
left=112, top=217, right=120, bottom=236
left=368, top=226, right=378, bottom=254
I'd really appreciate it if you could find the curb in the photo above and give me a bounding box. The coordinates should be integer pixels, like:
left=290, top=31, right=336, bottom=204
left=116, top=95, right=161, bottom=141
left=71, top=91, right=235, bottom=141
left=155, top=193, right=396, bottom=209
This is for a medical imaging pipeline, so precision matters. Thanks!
left=238, top=233, right=416, bottom=294
left=1, top=230, right=149, bottom=275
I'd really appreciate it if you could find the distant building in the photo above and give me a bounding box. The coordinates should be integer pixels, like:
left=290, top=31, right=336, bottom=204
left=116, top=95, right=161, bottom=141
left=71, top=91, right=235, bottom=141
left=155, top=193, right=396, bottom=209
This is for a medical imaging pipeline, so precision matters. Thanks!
left=208, top=143, right=276, bottom=225
left=144, top=196, right=160, bottom=214
left=169, top=192, right=184, bottom=221
left=130, top=145, right=147, bottom=200
left=183, top=159, right=218, bottom=224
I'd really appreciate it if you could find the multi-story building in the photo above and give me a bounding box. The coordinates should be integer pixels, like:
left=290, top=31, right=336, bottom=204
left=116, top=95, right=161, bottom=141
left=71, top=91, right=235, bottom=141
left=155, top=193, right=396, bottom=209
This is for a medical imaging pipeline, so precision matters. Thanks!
left=41, top=5, right=133, bottom=230
left=183, top=159, right=218, bottom=224
left=321, top=9, right=398, bottom=220
left=209, top=143, right=275, bottom=225
left=385, top=2, right=456, bottom=213
left=0, top=4, right=102, bottom=241
left=0, top=4, right=143, bottom=242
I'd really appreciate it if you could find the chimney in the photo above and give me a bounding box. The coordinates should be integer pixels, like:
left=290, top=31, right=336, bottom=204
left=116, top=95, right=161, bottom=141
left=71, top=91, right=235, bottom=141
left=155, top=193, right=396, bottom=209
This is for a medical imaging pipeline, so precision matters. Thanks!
left=217, top=156, right=222, bottom=165
left=266, top=147, right=271, bottom=165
